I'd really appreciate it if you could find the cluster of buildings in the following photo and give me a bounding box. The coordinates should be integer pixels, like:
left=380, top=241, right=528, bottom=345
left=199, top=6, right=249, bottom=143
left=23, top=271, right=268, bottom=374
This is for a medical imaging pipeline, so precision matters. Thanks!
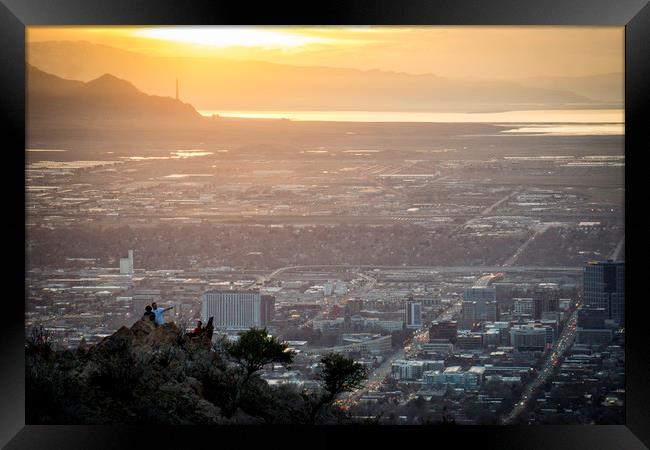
left=26, top=249, right=625, bottom=425
left=362, top=260, right=626, bottom=424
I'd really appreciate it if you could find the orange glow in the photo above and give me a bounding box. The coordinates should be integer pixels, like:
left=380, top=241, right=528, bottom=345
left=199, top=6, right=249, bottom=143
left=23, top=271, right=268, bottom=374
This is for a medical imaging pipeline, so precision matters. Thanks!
left=26, top=26, right=624, bottom=114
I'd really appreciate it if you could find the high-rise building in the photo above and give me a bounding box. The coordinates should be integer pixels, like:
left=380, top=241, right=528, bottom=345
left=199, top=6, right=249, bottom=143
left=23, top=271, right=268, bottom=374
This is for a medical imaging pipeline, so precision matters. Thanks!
left=463, top=286, right=497, bottom=325
left=260, top=295, right=275, bottom=327
left=532, top=283, right=559, bottom=320
left=120, top=250, right=134, bottom=275
left=405, top=298, right=422, bottom=329
left=461, top=301, right=477, bottom=329
left=202, top=290, right=267, bottom=331
left=583, top=260, right=625, bottom=324
left=486, top=300, right=499, bottom=322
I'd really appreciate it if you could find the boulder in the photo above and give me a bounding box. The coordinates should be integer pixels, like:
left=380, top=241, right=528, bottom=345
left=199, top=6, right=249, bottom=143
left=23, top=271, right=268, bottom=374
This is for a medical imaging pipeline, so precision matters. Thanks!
left=131, top=318, right=156, bottom=341
left=92, top=325, right=134, bottom=354
left=148, top=322, right=181, bottom=347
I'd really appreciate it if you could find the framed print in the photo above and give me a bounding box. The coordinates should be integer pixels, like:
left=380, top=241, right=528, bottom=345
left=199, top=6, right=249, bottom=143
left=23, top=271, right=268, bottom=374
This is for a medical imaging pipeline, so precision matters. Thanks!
left=1, top=0, right=648, bottom=448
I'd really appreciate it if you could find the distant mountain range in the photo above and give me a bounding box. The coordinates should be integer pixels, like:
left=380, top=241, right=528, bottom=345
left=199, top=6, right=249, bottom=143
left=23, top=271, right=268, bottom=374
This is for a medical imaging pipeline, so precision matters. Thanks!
left=27, top=41, right=621, bottom=113
left=27, top=64, right=203, bottom=129
left=518, top=73, right=623, bottom=104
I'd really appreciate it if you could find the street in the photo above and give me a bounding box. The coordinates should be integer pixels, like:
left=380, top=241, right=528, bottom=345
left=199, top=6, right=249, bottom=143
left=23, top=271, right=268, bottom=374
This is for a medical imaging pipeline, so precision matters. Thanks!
left=502, top=307, right=580, bottom=424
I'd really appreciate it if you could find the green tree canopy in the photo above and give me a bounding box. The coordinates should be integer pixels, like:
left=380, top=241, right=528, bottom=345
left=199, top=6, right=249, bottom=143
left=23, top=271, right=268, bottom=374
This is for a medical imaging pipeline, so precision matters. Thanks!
left=223, top=328, right=294, bottom=380
left=319, top=352, right=367, bottom=400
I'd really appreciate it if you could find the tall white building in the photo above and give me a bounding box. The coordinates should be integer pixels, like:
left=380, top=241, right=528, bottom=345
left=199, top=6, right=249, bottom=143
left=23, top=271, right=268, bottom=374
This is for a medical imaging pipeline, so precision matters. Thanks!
left=119, top=250, right=134, bottom=275
left=202, top=290, right=262, bottom=330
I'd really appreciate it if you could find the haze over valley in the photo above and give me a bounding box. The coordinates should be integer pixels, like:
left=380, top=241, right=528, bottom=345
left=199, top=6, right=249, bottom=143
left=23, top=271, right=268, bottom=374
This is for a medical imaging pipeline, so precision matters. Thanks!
left=25, top=26, right=625, bottom=427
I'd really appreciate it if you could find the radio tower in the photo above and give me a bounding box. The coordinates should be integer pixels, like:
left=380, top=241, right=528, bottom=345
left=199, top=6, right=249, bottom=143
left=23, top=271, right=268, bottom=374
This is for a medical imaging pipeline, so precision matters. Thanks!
left=175, top=78, right=179, bottom=101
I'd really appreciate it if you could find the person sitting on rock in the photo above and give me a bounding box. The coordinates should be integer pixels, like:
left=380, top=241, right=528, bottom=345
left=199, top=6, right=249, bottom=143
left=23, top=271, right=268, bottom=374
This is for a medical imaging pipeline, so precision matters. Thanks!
left=151, top=302, right=174, bottom=326
left=187, top=320, right=203, bottom=338
left=142, top=305, right=156, bottom=323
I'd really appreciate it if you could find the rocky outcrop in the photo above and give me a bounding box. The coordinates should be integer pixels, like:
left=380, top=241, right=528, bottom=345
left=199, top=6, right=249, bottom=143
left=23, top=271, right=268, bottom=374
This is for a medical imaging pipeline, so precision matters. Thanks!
left=26, top=318, right=228, bottom=424
left=26, top=318, right=314, bottom=425
left=95, top=318, right=213, bottom=354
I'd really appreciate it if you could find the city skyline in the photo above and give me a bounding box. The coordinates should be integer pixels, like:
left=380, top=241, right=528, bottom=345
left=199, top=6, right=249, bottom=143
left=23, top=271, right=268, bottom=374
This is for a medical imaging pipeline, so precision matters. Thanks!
left=25, top=25, right=625, bottom=427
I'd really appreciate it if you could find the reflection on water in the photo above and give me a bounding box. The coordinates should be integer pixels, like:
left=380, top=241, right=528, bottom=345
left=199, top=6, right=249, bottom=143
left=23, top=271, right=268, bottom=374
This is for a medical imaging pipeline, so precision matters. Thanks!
left=502, top=154, right=624, bottom=167
left=501, top=123, right=624, bottom=136
left=120, top=150, right=215, bottom=161
left=28, top=160, right=123, bottom=170
left=171, top=150, right=213, bottom=157
left=163, top=173, right=214, bottom=178
left=200, top=108, right=623, bottom=124
left=26, top=149, right=68, bottom=152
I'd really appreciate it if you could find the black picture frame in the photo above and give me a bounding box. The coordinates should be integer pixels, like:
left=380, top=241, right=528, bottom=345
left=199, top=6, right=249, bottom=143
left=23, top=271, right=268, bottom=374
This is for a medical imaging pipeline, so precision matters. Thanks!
left=1, top=0, right=648, bottom=448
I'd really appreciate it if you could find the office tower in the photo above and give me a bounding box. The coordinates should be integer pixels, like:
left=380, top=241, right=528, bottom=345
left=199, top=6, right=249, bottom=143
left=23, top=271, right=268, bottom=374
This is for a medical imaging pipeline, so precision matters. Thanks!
left=461, top=301, right=477, bottom=329
left=583, top=260, right=625, bottom=324
left=405, top=298, right=422, bottom=329
left=463, top=286, right=496, bottom=323
left=532, top=283, right=560, bottom=320
left=260, top=295, right=275, bottom=327
left=119, top=249, right=134, bottom=275
left=486, top=300, right=499, bottom=322
left=202, top=290, right=264, bottom=331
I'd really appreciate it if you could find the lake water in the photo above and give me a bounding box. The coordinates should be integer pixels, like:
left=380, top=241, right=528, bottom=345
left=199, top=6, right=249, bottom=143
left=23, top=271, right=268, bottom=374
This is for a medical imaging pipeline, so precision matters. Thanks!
left=199, top=109, right=624, bottom=136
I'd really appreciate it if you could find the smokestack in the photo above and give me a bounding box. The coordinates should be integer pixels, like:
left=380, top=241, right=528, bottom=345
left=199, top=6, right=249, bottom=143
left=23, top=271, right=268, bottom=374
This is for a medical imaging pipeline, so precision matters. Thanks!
left=175, top=78, right=179, bottom=101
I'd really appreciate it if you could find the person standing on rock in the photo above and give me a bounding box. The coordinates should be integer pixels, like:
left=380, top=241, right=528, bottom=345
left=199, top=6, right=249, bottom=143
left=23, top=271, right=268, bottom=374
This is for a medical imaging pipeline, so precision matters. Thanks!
left=151, top=302, right=174, bottom=326
left=142, top=305, right=156, bottom=323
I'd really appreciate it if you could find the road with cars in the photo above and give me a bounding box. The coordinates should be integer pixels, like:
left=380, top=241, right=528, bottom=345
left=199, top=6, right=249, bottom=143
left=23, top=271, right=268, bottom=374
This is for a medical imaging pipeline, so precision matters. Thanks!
left=501, top=307, right=580, bottom=424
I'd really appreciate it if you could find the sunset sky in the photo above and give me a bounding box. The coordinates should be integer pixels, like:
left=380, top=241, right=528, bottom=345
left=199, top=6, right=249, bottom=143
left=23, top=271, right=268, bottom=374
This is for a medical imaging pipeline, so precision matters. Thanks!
left=27, top=26, right=623, bottom=79
left=26, top=26, right=624, bottom=115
